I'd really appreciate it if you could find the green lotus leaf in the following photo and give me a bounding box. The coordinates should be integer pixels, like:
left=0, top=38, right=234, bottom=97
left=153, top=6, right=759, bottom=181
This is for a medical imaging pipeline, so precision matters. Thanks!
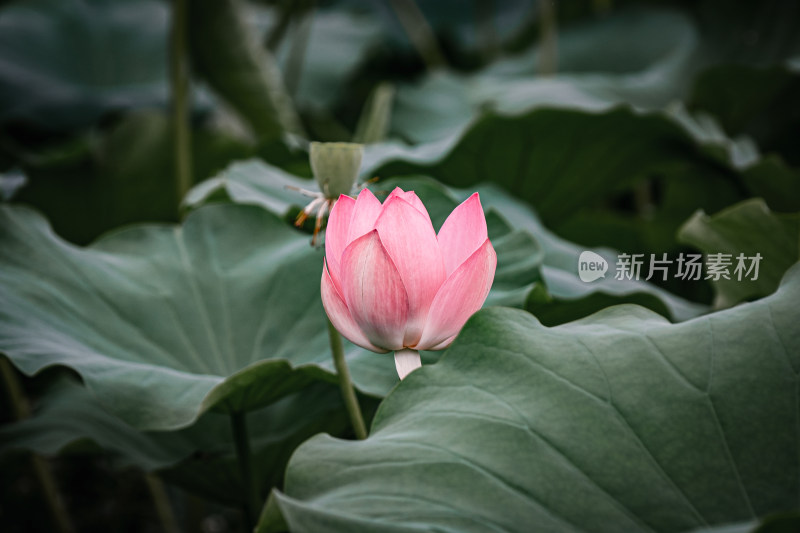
left=678, top=198, right=800, bottom=309
left=0, top=202, right=401, bottom=430
left=272, top=264, right=800, bottom=532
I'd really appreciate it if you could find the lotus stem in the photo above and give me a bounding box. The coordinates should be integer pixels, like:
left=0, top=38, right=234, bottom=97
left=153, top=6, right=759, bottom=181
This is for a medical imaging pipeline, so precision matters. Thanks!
left=284, top=3, right=315, bottom=96
left=593, top=0, right=612, bottom=15
left=0, top=358, right=74, bottom=533
left=538, top=0, right=558, bottom=76
left=170, top=0, right=192, bottom=203
left=353, top=82, right=395, bottom=144
left=476, top=0, right=498, bottom=61
left=388, top=0, right=446, bottom=70
left=144, top=473, right=180, bottom=533
left=265, top=2, right=295, bottom=51
left=327, top=319, right=368, bottom=440
left=230, top=411, right=259, bottom=532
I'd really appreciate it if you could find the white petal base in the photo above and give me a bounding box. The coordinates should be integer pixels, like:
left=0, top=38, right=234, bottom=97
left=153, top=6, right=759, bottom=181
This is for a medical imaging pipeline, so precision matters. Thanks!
left=394, top=349, right=421, bottom=380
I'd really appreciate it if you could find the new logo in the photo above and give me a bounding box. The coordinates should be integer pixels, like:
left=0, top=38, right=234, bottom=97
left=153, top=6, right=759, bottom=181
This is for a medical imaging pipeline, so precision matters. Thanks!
left=578, top=251, right=608, bottom=282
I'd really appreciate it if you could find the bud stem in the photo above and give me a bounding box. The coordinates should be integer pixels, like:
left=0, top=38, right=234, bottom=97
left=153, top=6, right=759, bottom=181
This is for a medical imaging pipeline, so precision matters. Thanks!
left=170, top=0, right=192, bottom=203
left=230, top=411, right=258, bottom=531
left=394, top=349, right=421, bottom=380
left=327, top=319, right=368, bottom=439
left=538, top=0, right=558, bottom=76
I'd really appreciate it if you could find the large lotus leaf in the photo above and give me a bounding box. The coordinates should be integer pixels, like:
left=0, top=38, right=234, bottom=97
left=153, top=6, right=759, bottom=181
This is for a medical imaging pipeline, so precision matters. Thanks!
left=0, top=374, right=355, bottom=506
left=0, top=202, right=407, bottom=430
left=272, top=264, right=800, bottom=533
left=0, top=0, right=171, bottom=132
left=184, top=161, right=706, bottom=323
left=678, top=199, right=800, bottom=309
left=389, top=8, right=699, bottom=142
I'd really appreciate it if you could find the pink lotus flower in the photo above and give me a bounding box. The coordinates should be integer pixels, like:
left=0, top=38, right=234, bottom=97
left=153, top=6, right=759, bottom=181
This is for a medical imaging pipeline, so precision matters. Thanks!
left=321, top=187, right=496, bottom=379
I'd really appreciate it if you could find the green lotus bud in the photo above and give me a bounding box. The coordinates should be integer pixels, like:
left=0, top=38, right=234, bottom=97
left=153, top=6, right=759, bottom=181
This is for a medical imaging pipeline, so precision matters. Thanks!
left=310, top=142, right=364, bottom=198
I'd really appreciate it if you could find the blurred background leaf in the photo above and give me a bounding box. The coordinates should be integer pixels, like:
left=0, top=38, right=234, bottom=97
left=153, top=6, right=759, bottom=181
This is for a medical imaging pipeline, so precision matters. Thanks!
left=189, top=0, right=304, bottom=142
left=678, top=198, right=800, bottom=309
left=10, top=111, right=254, bottom=244
left=0, top=0, right=175, bottom=134
left=689, top=65, right=800, bottom=167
